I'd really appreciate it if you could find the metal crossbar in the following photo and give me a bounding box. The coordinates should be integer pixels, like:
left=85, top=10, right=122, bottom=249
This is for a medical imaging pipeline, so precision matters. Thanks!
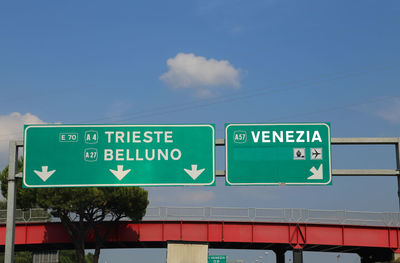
left=215, top=137, right=400, bottom=177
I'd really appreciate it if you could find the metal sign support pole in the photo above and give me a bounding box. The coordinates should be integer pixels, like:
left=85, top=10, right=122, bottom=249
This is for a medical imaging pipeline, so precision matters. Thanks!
left=5, top=141, right=22, bottom=263
left=396, top=139, right=400, bottom=211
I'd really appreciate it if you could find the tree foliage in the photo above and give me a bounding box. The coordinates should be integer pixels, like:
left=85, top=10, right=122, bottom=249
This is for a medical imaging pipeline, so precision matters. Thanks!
left=0, top=250, right=94, bottom=263
left=0, top=159, right=37, bottom=209
left=60, top=250, right=94, bottom=263
left=0, top=199, right=6, bottom=209
left=36, top=187, right=148, bottom=262
left=0, top=251, right=32, bottom=263
left=1, top=160, right=149, bottom=263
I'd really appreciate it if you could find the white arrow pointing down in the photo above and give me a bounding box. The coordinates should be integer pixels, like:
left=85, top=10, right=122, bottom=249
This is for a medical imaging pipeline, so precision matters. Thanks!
left=184, top=164, right=205, bottom=180
left=34, top=166, right=56, bottom=182
left=110, top=165, right=131, bottom=180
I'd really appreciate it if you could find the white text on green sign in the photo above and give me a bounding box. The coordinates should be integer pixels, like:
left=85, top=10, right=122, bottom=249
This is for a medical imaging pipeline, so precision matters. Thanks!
left=23, top=124, right=215, bottom=187
left=225, top=123, right=331, bottom=185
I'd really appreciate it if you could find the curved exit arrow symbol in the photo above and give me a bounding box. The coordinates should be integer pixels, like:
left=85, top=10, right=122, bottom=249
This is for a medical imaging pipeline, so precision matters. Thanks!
left=308, top=164, right=323, bottom=180
left=34, top=166, right=56, bottom=182
left=110, top=165, right=131, bottom=181
left=184, top=164, right=205, bottom=180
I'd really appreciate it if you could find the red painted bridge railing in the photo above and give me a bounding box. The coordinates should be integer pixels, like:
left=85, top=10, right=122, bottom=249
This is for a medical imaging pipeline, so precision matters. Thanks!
left=0, top=220, right=399, bottom=257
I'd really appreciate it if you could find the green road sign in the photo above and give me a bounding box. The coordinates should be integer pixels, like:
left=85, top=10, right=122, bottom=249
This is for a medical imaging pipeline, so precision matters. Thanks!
left=23, top=124, right=215, bottom=188
left=225, top=123, right=331, bottom=185
left=208, top=255, right=227, bottom=263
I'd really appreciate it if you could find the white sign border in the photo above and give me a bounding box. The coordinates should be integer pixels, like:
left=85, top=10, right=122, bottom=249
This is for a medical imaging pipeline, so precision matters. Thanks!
left=225, top=123, right=332, bottom=185
left=23, top=124, right=216, bottom=188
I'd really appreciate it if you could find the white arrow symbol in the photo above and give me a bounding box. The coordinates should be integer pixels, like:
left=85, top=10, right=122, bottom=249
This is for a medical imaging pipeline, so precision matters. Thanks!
left=109, top=165, right=131, bottom=180
left=34, top=166, right=56, bottom=182
left=184, top=164, right=205, bottom=180
left=308, top=164, right=323, bottom=180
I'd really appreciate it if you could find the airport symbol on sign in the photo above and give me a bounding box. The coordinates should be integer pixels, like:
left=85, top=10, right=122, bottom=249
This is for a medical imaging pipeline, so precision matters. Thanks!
left=311, top=148, right=322, bottom=160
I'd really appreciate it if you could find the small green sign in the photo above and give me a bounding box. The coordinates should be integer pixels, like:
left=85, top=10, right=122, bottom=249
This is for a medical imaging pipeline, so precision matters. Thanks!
left=225, top=123, right=331, bottom=185
left=23, top=124, right=215, bottom=187
left=208, top=255, right=227, bottom=263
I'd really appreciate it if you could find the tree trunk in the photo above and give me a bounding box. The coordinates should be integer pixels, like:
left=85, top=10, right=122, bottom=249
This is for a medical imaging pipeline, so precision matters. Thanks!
left=74, top=246, right=86, bottom=263
left=93, top=247, right=101, bottom=263
left=91, top=220, right=118, bottom=263
left=58, top=211, right=89, bottom=263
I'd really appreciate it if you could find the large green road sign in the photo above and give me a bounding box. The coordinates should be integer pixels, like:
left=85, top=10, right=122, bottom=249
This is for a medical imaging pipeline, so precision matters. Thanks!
left=23, top=124, right=215, bottom=187
left=225, top=123, right=331, bottom=185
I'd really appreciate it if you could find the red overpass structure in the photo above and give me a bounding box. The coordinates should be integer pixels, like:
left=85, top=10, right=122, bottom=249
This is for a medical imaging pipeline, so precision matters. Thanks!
left=1, top=219, right=400, bottom=263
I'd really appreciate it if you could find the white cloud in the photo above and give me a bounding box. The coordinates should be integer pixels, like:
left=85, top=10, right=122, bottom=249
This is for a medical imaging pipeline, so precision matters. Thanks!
left=375, top=97, right=400, bottom=124
left=160, top=53, right=241, bottom=97
left=0, top=112, right=47, bottom=168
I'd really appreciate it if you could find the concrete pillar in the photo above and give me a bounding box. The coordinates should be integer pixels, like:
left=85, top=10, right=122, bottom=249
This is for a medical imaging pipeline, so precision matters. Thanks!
left=274, top=250, right=285, bottom=263
left=167, top=242, right=208, bottom=263
left=293, top=249, right=303, bottom=263
left=394, top=253, right=400, bottom=261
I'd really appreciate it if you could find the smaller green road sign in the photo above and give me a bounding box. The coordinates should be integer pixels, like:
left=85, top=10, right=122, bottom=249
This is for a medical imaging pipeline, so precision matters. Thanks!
left=225, top=123, right=331, bottom=185
left=208, top=255, right=227, bottom=263
left=23, top=124, right=215, bottom=187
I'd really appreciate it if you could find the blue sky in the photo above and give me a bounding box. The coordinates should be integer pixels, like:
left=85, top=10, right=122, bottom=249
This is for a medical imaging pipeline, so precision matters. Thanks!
left=1, top=0, right=400, bottom=262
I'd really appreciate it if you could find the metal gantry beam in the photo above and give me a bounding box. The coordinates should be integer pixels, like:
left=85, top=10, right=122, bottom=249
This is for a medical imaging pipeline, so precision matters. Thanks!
left=396, top=139, right=400, bottom=211
left=331, top=137, right=400, bottom=144
left=333, top=169, right=400, bottom=176
left=215, top=137, right=400, bottom=178
left=216, top=170, right=400, bottom=177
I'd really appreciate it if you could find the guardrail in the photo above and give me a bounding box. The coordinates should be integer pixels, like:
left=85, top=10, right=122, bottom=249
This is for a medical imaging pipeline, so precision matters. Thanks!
left=143, top=207, right=400, bottom=227
left=2, top=207, right=400, bottom=227
left=0, top=208, right=49, bottom=223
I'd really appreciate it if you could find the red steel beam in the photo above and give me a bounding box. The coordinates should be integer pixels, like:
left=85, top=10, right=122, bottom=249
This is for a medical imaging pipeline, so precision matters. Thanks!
left=0, top=221, right=399, bottom=252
